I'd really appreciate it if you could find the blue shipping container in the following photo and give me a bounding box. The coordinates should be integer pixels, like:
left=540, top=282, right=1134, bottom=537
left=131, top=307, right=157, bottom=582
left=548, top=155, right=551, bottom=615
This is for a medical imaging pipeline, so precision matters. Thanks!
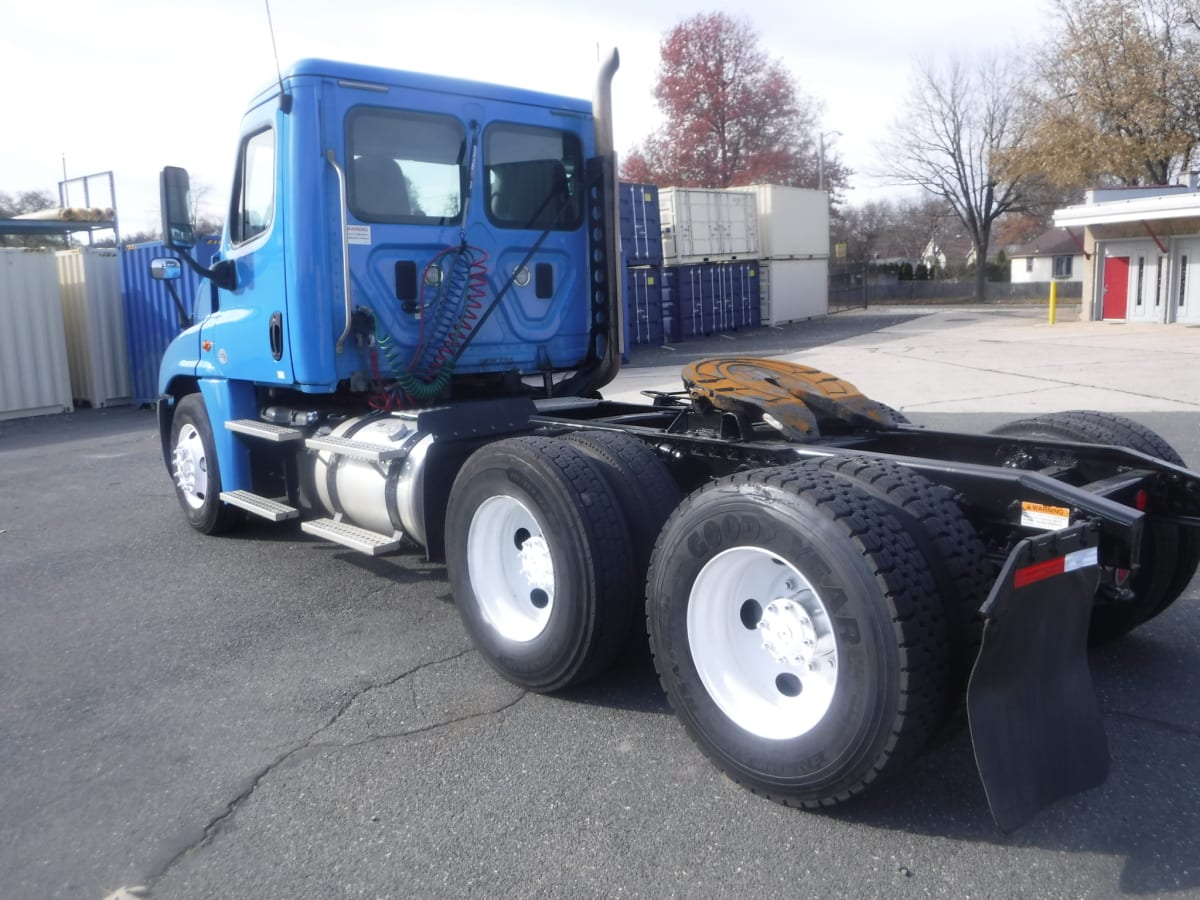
left=721, top=260, right=762, bottom=331
left=669, top=263, right=720, bottom=339
left=619, top=182, right=663, bottom=267
left=666, top=261, right=761, bottom=340
left=626, top=267, right=665, bottom=346
left=120, top=236, right=220, bottom=405
left=660, top=267, right=679, bottom=343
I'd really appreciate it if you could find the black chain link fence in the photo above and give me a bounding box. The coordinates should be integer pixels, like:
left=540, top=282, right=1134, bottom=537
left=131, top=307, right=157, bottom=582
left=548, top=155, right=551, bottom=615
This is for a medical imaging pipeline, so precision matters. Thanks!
left=829, top=265, right=1082, bottom=312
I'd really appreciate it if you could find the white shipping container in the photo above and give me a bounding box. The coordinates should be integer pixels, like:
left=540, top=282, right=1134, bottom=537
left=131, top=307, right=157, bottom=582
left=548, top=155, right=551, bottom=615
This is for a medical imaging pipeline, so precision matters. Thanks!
left=760, top=259, right=829, bottom=325
left=734, top=184, right=830, bottom=259
left=0, top=249, right=73, bottom=420
left=57, top=248, right=131, bottom=408
left=660, top=188, right=760, bottom=263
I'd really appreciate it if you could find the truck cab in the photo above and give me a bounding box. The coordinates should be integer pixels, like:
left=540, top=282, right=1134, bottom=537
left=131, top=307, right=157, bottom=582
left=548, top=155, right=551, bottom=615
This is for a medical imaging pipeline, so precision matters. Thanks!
left=157, top=56, right=621, bottom=497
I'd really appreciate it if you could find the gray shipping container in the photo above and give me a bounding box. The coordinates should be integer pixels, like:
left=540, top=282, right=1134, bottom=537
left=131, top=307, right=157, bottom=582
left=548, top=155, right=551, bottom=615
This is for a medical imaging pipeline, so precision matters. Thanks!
left=660, top=188, right=760, bottom=264
left=57, top=248, right=131, bottom=408
left=733, top=184, right=830, bottom=259
left=759, top=259, right=829, bottom=325
left=0, top=249, right=73, bottom=420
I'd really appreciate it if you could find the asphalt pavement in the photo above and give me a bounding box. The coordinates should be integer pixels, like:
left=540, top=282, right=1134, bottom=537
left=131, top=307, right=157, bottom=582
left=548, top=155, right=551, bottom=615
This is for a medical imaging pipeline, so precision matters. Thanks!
left=2, top=305, right=1199, bottom=899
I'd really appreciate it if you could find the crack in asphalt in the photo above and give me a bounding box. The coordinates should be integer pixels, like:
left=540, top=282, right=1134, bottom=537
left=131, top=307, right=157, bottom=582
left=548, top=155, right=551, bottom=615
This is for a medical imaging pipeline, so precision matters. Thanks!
left=330, top=692, right=527, bottom=751
left=145, top=646, right=521, bottom=888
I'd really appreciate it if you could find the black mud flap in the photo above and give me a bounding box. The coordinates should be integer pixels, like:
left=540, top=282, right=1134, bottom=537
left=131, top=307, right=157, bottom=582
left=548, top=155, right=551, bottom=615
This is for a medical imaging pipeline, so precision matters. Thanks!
left=967, top=522, right=1109, bottom=832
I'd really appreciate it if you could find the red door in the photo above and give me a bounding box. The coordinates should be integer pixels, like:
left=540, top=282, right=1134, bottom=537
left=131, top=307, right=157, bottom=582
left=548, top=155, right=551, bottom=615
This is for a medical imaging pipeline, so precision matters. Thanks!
left=1102, top=256, right=1130, bottom=319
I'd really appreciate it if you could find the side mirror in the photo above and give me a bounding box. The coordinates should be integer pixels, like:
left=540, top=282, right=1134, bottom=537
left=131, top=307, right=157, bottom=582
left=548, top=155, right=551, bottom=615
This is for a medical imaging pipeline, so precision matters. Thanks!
left=150, top=257, right=183, bottom=281
left=160, top=166, right=196, bottom=250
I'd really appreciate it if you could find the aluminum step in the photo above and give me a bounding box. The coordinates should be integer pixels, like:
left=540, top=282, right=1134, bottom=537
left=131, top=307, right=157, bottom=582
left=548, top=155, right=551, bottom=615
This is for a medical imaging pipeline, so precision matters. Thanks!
left=304, top=435, right=409, bottom=462
left=219, top=490, right=299, bottom=522
left=226, top=419, right=305, bottom=442
left=300, top=517, right=403, bottom=555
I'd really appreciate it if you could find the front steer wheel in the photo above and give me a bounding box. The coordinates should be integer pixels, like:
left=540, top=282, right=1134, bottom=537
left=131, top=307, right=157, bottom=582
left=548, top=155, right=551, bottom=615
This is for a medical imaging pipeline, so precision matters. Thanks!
left=646, top=465, right=949, bottom=808
left=445, top=436, right=637, bottom=693
left=169, top=394, right=243, bottom=535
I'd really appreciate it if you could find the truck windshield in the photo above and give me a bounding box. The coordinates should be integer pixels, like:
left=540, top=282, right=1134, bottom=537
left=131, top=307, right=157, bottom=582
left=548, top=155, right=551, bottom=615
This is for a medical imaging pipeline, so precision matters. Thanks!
left=484, top=123, right=583, bottom=231
left=346, top=108, right=466, bottom=225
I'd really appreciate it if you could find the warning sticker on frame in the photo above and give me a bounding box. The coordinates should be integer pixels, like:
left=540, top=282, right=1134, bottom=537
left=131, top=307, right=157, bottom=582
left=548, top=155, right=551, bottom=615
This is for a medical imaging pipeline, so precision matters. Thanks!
left=1020, top=501, right=1071, bottom=531
left=347, top=225, right=372, bottom=245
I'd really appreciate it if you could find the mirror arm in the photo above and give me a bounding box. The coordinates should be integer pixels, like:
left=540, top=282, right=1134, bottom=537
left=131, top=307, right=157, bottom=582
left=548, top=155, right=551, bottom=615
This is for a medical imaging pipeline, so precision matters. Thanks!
left=165, top=280, right=192, bottom=329
left=172, top=249, right=237, bottom=292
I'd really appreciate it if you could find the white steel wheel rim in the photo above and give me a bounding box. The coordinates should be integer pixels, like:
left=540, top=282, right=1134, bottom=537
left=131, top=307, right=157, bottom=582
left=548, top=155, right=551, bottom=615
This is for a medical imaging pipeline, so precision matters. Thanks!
left=171, top=423, right=209, bottom=511
left=687, top=546, right=839, bottom=741
left=467, top=495, right=555, bottom=643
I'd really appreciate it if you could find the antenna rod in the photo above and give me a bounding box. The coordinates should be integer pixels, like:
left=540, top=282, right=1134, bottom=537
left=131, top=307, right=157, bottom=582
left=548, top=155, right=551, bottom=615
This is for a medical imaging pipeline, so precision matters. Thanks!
left=265, top=0, right=292, bottom=113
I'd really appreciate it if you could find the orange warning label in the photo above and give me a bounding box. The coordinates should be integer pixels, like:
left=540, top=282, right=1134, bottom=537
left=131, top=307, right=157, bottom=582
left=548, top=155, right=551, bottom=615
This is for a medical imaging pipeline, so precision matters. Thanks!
left=1020, top=501, right=1071, bottom=531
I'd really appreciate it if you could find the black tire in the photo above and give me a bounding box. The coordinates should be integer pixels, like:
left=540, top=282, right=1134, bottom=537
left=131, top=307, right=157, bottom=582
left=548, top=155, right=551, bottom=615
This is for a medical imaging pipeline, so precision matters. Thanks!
left=990, top=411, right=1193, bottom=640
left=169, top=394, right=243, bottom=535
left=797, top=455, right=993, bottom=708
left=646, top=466, right=949, bottom=807
left=445, top=436, right=637, bottom=692
left=1042, top=411, right=1200, bottom=610
left=562, top=429, right=681, bottom=584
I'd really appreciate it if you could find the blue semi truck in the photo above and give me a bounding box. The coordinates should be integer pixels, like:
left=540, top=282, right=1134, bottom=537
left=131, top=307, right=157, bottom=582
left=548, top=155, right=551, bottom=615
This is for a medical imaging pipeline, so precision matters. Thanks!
left=150, top=52, right=1200, bottom=829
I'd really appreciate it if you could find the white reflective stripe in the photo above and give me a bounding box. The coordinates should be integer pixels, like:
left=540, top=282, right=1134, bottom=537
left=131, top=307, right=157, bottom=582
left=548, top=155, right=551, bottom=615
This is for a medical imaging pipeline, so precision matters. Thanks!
left=1064, top=546, right=1099, bottom=572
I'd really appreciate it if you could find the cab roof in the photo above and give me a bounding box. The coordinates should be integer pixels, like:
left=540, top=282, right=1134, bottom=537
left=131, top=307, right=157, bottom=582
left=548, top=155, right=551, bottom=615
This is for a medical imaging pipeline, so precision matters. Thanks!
left=248, top=58, right=593, bottom=117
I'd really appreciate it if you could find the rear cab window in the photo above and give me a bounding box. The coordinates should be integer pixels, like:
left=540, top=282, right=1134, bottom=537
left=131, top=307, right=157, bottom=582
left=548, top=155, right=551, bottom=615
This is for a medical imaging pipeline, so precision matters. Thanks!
left=346, top=108, right=466, bottom=224
left=485, top=124, right=583, bottom=230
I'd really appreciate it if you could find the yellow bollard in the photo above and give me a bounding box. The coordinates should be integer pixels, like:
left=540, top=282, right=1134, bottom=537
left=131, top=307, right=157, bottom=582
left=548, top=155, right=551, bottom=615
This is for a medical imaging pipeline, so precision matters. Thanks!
left=1048, top=280, right=1057, bottom=325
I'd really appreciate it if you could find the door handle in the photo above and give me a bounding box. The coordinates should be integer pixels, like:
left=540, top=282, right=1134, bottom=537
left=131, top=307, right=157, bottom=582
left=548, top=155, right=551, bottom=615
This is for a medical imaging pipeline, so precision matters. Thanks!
left=269, top=311, right=283, bottom=361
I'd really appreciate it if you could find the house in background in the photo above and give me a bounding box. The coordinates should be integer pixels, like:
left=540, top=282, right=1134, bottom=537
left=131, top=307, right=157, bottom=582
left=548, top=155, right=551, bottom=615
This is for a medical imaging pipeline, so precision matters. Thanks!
left=1009, top=229, right=1086, bottom=284
left=1054, top=184, right=1200, bottom=323
left=921, top=234, right=976, bottom=274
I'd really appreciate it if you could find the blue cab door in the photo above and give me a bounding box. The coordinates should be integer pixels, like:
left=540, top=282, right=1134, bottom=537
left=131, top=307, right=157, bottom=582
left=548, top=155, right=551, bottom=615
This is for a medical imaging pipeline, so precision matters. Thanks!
left=197, top=101, right=295, bottom=388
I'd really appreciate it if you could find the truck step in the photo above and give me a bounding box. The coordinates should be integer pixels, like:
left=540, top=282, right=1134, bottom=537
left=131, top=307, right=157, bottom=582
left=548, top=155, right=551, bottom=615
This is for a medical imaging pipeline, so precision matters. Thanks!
left=220, top=490, right=300, bottom=522
left=226, top=419, right=305, bottom=442
left=305, top=435, right=409, bottom=462
left=300, top=517, right=403, bottom=555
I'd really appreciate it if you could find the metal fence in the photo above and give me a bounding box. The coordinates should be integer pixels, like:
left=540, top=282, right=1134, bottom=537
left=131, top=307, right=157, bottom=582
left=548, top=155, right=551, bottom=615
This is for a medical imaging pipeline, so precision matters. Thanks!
left=829, top=267, right=1082, bottom=312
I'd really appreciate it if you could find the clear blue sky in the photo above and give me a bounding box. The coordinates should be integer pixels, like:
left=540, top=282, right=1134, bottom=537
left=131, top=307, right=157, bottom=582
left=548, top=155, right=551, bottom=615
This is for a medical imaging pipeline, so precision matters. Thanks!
left=0, top=0, right=1047, bottom=235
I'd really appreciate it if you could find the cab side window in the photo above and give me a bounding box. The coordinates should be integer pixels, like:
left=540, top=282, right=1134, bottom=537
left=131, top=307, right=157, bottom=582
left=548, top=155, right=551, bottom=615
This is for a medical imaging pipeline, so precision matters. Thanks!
left=230, top=128, right=275, bottom=245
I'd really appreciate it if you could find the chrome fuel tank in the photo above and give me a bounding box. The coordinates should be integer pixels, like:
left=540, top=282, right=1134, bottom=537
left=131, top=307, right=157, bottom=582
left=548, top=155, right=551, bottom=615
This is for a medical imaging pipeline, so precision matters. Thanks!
left=311, top=414, right=434, bottom=547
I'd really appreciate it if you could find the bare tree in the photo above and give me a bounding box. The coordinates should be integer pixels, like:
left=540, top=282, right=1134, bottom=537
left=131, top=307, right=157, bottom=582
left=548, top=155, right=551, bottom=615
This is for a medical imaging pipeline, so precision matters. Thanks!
left=890, top=196, right=960, bottom=264
left=885, top=55, right=1029, bottom=301
left=832, top=200, right=895, bottom=265
left=188, top=181, right=224, bottom=238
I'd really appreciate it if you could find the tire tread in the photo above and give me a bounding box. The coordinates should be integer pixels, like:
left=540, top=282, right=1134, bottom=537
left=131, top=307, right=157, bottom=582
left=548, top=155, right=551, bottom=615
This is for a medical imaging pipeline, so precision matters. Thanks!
left=648, top=464, right=950, bottom=807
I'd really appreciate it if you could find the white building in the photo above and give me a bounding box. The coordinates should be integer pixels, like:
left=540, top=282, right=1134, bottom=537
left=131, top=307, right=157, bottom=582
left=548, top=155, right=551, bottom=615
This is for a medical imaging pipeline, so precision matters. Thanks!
left=1009, top=229, right=1086, bottom=284
left=1054, top=185, right=1200, bottom=323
